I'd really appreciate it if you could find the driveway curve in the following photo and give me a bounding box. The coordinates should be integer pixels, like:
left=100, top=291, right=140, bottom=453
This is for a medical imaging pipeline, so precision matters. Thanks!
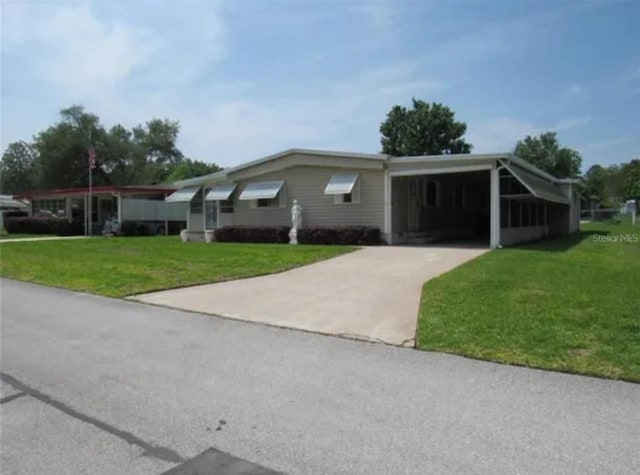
left=132, top=245, right=488, bottom=345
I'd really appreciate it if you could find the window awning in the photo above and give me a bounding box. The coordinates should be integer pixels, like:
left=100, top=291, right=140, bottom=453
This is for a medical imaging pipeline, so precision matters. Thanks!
left=165, top=186, right=200, bottom=202
left=0, top=197, right=28, bottom=208
left=503, top=164, right=570, bottom=204
left=324, top=174, right=359, bottom=195
left=239, top=181, right=284, bottom=200
left=205, top=184, right=236, bottom=201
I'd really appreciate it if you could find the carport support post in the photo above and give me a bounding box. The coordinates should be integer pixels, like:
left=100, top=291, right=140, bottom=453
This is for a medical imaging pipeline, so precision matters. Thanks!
left=116, top=193, right=122, bottom=223
left=490, top=166, right=500, bottom=249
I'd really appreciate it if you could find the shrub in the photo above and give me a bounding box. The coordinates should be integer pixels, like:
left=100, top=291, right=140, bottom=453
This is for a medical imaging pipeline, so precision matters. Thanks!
left=4, top=217, right=84, bottom=236
left=297, top=226, right=380, bottom=245
left=215, top=226, right=290, bottom=243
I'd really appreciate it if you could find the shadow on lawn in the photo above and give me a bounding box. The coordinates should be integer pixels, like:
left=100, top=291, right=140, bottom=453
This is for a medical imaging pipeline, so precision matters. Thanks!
left=510, top=230, right=603, bottom=252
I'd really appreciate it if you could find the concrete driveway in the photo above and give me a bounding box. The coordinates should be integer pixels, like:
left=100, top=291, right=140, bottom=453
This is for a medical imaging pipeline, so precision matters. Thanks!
left=132, top=245, right=488, bottom=345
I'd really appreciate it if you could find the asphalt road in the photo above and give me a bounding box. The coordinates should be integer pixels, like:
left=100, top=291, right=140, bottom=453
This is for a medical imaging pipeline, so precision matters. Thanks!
left=1, top=279, right=638, bottom=474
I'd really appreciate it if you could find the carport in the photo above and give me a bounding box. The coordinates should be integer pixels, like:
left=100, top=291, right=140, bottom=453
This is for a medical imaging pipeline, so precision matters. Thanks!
left=385, top=153, right=580, bottom=248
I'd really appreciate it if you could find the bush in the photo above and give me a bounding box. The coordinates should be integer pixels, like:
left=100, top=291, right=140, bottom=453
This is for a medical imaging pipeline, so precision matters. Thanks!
left=4, top=217, right=84, bottom=236
left=297, top=226, right=380, bottom=245
left=215, top=226, right=290, bottom=243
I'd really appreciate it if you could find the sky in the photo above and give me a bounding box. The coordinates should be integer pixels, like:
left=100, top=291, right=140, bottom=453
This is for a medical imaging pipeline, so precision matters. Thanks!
left=1, top=0, right=639, bottom=172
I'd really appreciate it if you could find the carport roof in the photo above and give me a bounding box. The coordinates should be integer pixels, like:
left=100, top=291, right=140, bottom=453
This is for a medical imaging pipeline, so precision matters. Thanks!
left=15, top=185, right=177, bottom=199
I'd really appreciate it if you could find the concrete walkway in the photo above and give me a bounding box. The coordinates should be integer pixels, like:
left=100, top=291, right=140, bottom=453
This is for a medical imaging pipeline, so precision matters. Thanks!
left=132, top=245, right=488, bottom=345
left=0, top=236, right=88, bottom=243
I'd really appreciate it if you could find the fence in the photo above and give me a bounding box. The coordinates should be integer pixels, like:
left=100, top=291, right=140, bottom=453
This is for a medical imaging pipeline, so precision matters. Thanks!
left=580, top=208, right=637, bottom=226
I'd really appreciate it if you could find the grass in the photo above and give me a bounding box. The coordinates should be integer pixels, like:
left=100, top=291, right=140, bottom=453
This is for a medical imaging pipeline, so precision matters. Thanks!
left=417, top=221, right=640, bottom=382
left=0, top=237, right=352, bottom=297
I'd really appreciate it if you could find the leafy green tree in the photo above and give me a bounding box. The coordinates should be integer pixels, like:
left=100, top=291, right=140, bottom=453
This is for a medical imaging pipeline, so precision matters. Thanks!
left=33, top=105, right=111, bottom=189
left=584, top=165, right=608, bottom=204
left=164, top=159, right=222, bottom=183
left=25, top=105, right=218, bottom=188
left=624, top=159, right=640, bottom=201
left=380, top=99, right=472, bottom=156
left=514, top=132, right=582, bottom=178
left=0, top=141, right=38, bottom=193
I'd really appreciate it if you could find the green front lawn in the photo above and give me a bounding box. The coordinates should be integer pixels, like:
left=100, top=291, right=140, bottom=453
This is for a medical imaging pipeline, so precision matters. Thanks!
left=417, top=221, right=640, bottom=382
left=0, top=237, right=352, bottom=297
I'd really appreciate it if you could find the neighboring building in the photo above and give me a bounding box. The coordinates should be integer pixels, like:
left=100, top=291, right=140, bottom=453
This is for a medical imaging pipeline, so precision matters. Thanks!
left=0, top=194, right=29, bottom=232
left=15, top=185, right=186, bottom=235
left=167, top=149, right=581, bottom=248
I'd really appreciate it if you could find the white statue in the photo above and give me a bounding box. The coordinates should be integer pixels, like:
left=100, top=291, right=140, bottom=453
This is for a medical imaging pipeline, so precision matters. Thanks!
left=290, top=199, right=303, bottom=245
left=291, top=199, right=303, bottom=229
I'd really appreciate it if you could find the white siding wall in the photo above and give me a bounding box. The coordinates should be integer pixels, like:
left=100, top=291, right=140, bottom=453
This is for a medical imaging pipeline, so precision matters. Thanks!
left=218, top=165, right=386, bottom=232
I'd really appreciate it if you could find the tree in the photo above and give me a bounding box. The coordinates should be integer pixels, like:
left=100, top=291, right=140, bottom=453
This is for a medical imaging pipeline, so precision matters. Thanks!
left=0, top=141, right=38, bottom=193
left=380, top=99, right=472, bottom=156
left=164, top=159, right=222, bottom=183
left=583, top=165, right=608, bottom=205
left=624, top=159, right=640, bottom=201
left=33, top=105, right=111, bottom=189
left=513, top=132, right=582, bottom=178
left=23, top=105, right=219, bottom=189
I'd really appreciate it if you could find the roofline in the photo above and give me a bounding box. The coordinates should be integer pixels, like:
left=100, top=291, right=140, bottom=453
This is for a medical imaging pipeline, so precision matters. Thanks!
left=172, top=149, right=573, bottom=189
left=173, top=148, right=388, bottom=187
left=389, top=152, right=565, bottom=182
left=226, top=148, right=387, bottom=175
left=389, top=152, right=513, bottom=164
left=15, top=185, right=177, bottom=199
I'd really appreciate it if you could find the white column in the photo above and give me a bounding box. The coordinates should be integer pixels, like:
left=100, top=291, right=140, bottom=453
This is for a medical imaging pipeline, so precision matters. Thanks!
left=65, top=197, right=72, bottom=219
left=490, top=166, right=500, bottom=249
left=116, top=193, right=123, bottom=222
left=384, top=169, right=392, bottom=244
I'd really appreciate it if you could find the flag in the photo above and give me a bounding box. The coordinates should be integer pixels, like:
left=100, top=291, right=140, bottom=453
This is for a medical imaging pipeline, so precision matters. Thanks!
left=88, top=147, right=96, bottom=169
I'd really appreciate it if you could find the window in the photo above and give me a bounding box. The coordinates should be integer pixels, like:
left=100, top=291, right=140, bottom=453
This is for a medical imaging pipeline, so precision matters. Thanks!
left=239, top=181, right=286, bottom=208
left=424, top=181, right=439, bottom=207
left=32, top=198, right=66, bottom=217
left=220, top=199, right=234, bottom=213
left=257, top=197, right=280, bottom=208
left=454, top=184, right=466, bottom=208
left=333, top=184, right=360, bottom=204
left=205, top=184, right=235, bottom=214
left=325, top=174, right=360, bottom=205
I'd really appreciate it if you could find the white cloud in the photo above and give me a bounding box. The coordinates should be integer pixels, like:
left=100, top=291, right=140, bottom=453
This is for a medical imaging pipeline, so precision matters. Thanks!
left=34, top=6, right=158, bottom=96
